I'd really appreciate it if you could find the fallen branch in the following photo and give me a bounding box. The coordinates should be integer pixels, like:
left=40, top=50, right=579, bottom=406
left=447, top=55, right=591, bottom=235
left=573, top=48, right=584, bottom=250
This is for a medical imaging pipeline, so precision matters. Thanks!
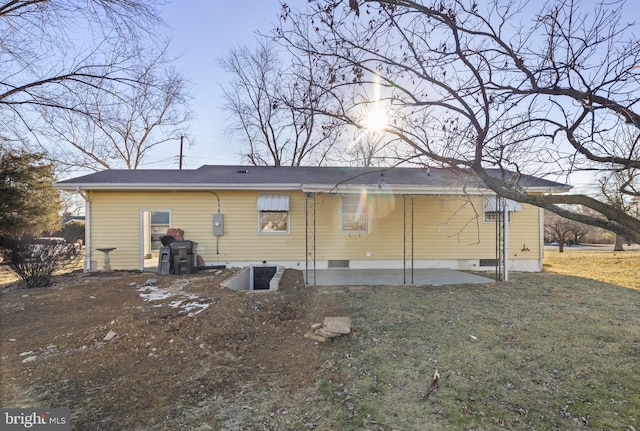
left=417, top=370, right=440, bottom=400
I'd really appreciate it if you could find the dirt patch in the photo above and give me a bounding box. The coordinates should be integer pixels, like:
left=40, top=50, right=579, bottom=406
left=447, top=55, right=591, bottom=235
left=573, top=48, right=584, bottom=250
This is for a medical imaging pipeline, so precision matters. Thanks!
left=3, top=266, right=640, bottom=430
left=0, top=268, right=344, bottom=429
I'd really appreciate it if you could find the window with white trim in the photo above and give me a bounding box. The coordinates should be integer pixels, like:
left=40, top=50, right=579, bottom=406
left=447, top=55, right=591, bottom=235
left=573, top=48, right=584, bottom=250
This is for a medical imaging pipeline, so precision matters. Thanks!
left=257, top=194, right=290, bottom=233
left=341, top=194, right=369, bottom=233
left=484, top=210, right=512, bottom=223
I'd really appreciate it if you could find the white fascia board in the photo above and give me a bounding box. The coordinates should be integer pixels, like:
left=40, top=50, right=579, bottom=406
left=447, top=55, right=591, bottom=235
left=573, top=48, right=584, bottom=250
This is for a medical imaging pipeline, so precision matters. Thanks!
left=55, top=182, right=572, bottom=194
left=531, top=185, right=573, bottom=193
left=301, top=184, right=571, bottom=195
left=303, top=184, right=491, bottom=195
left=54, top=183, right=302, bottom=191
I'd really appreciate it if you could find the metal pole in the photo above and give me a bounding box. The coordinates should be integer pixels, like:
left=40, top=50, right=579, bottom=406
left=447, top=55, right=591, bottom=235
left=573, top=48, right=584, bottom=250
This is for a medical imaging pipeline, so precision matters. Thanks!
left=305, top=194, right=309, bottom=285
left=403, top=195, right=414, bottom=284
left=495, top=196, right=500, bottom=282
left=313, top=194, right=316, bottom=285
left=179, top=135, right=184, bottom=170
left=503, top=198, right=509, bottom=282
left=305, top=193, right=316, bottom=286
left=403, top=195, right=407, bottom=284
left=411, top=196, right=414, bottom=284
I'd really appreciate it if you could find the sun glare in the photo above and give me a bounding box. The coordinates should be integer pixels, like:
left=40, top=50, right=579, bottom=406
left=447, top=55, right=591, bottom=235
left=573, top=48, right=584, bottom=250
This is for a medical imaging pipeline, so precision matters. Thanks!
left=365, top=108, right=388, bottom=131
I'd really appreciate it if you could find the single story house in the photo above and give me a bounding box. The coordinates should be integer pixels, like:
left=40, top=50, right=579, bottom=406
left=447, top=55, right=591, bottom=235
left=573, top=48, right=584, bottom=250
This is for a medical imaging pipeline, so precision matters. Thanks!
left=54, top=165, right=570, bottom=281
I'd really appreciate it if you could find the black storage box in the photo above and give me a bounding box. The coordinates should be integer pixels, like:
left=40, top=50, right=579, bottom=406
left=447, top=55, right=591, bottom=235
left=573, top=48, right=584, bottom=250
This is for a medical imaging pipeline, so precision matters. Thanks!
left=156, top=240, right=197, bottom=275
left=170, top=241, right=196, bottom=274
left=170, top=241, right=194, bottom=254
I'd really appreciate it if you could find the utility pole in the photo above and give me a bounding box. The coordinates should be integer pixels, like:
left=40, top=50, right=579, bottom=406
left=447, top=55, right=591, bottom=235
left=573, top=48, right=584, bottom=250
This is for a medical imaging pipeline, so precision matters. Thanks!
left=179, top=135, right=184, bottom=170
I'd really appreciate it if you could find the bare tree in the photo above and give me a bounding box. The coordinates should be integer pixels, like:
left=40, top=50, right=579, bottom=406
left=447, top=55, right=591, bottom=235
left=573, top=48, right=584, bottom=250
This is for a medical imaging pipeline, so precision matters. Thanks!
left=598, top=170, right=638, bottom=250
left=220, top=39, right=341, bottom=166
left=343, top=131, right=395, bottom=166
left=545, top=210, right=590, bottom=252
left=0, top=0, right=190, bottom=170
left=276, top=0, right=640, bottom=242
left=38, top=58, right=191, bottom=171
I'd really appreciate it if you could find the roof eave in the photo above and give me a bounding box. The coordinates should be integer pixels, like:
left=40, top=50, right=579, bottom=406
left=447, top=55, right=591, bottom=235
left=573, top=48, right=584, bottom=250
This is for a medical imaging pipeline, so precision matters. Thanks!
left=54, top=182, right=572, bottom=194
left=54, top=183, right=302, bottom=191
left=301, top=184, right=479, bottom=194
left=301, top=184, right=572, bottom=194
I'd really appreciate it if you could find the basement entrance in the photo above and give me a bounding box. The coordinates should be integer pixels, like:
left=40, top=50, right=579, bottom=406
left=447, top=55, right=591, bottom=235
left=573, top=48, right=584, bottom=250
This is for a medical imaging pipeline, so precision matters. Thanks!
left=221, top=266, right=284, bottom=292
left=253, top=266, right=277, bottom=290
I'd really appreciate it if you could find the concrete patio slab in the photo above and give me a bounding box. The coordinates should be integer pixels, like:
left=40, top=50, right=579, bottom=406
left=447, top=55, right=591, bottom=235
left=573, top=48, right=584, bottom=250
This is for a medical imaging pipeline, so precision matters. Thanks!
left=303, top=268, right=494, bottom=286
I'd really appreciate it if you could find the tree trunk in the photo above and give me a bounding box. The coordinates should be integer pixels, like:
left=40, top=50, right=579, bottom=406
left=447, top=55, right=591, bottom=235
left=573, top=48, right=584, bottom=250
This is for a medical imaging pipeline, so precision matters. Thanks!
left=614, top=234, right=625, bottom=251
left=558, top=242, right=564, bottom=253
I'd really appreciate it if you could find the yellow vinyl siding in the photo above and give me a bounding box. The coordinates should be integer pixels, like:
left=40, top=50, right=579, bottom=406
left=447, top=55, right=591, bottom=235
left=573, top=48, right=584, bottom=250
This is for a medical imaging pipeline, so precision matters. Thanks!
left=498, top=202, right=541, bottom=259
left=88, top=192, right=146, bottom=270
left=86, top=190, right=540, bottom=270
left=87, top=190, right=307, bottom=270
left=209, top=191, right=305, bottom=261
left=311, top=195, right=539, bottom=261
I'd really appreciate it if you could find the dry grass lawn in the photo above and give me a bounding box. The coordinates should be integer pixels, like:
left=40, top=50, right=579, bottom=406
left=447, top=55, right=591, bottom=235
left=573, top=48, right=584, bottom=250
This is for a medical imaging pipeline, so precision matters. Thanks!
left=543, top=248, right=640, bottom=290
left=309, top=271, right=640, bottom=431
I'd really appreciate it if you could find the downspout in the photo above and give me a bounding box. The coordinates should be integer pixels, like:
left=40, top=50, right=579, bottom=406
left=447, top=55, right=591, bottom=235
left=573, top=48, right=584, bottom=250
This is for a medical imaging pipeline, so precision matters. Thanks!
left=538, top=207, right=544, bottom=271
left=211, top=192, right=221, bottom=255
left=76, top=186, right=91, bottom=271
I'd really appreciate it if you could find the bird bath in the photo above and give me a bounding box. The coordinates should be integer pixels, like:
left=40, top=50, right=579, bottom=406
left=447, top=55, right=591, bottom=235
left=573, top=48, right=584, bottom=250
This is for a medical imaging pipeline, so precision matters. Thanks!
left=96, top=247, right=116, bottom=271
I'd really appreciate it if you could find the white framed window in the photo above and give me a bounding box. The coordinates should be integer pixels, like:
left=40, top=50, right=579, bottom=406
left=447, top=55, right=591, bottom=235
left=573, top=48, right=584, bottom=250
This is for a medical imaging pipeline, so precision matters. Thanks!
left=483, top=197, right=520, bottom=223
left=341, top=194, right=369, bottom=233
left=484, top=211, right=512, bottom=223
left=257, top=194, right=289, bottom=234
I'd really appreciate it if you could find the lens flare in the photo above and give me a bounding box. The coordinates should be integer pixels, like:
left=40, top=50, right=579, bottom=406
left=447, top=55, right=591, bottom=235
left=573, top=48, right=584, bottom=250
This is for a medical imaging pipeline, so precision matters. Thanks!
left=356, top=189, right=368, bottom=224
left=354, top=187, right=396, bottom=221
left=372, top=191, right=396, bottom=218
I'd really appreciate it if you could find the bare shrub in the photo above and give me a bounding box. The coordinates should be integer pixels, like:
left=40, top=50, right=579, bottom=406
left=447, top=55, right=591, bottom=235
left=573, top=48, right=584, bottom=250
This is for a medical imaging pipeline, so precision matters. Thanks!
left=0, top=238, right=79, bottom=289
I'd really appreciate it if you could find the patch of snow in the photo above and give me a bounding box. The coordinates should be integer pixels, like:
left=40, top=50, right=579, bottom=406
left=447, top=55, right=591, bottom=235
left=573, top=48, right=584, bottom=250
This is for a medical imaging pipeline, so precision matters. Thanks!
left=139, top=286, right=174, bottom=301
left=168, top=299, right=184, bottom=308
left=138, top=279, right=208, bottom=317
left=168, top=299, right=210, bottom=316
left=184, top=302, right=210, bottom=317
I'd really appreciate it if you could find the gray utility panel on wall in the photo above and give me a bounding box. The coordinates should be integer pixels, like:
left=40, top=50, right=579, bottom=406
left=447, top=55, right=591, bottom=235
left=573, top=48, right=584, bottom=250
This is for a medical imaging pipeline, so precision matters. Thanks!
left=213, top=213, right=224, bottom=236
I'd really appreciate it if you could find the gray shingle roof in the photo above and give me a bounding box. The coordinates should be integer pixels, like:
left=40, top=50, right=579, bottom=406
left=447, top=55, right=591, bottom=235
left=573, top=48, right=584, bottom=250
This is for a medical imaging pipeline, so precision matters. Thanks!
left=54, top=165, right=570, bottom=193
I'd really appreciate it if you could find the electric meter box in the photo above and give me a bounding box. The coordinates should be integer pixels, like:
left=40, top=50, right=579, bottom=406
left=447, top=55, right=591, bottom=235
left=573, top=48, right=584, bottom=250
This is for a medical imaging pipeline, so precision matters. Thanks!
left=213, top=213, right=224, bottom=236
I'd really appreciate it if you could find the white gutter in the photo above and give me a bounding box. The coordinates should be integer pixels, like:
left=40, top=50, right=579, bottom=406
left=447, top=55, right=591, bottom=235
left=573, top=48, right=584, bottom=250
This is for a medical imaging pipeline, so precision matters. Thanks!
left=539, top=206, right=545, bottom=271
left=55, top=182, right=572, bottom=195
left=75, top=186, right=91, bottom=271
left=55, top=183, right=302, bottom=191
left=301, top=184, right=571, bottom=195
left=301, top=184, right=441, bottom=194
